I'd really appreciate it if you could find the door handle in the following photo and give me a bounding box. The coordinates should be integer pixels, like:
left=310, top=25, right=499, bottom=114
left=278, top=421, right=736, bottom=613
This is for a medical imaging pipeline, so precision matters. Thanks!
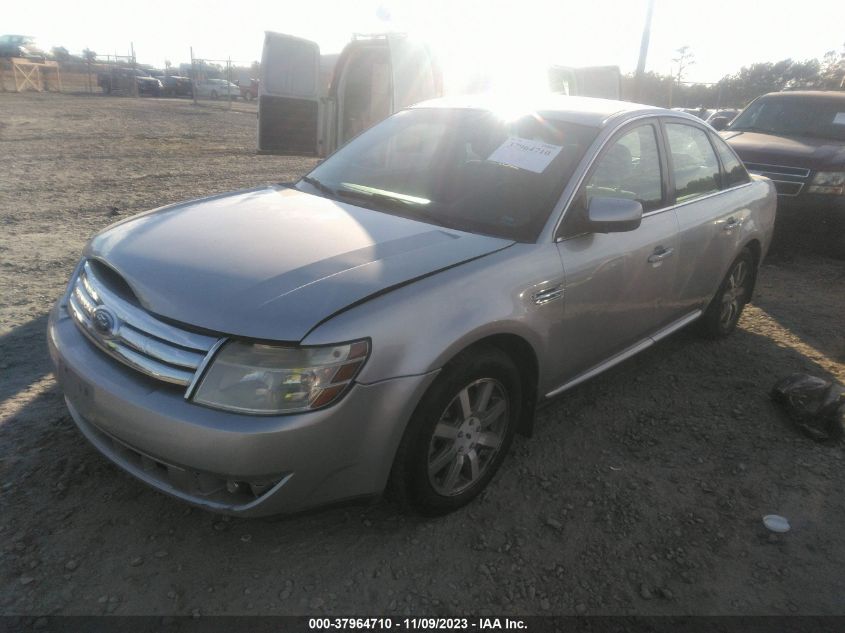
left=723, top=217, right=742, bottom=232
left=647, top=247, right=674, bottom=264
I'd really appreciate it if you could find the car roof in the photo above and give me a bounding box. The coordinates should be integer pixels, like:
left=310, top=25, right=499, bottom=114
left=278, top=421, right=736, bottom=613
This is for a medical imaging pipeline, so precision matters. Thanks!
left=759, top=90, right=845, bottom=102
left=412, top=94, right=677, bottom=127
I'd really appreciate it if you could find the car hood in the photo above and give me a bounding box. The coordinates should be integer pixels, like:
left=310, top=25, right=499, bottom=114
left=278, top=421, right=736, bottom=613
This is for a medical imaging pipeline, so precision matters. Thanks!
left=721, top=130, right=845, bottom=170
left=85, top=185, right=513, bottom=341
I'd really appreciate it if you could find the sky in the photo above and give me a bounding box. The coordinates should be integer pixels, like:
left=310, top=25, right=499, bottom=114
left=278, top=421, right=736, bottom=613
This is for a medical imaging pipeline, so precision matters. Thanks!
left=5, top=0, right=844, bottom=84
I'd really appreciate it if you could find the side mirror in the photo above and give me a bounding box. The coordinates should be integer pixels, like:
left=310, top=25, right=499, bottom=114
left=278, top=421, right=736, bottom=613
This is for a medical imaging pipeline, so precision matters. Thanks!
left=709, top=116, right=730, bottom=131
left=587, top=197, right=643, bottom=233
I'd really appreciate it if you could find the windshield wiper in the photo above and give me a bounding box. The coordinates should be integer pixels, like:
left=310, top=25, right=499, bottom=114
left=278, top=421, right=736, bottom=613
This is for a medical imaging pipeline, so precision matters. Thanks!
left=336, top=187, right=417, bottom=208
left=336, top=187, right=467, bottom=231
left=300, top=176, right=336, bottom=198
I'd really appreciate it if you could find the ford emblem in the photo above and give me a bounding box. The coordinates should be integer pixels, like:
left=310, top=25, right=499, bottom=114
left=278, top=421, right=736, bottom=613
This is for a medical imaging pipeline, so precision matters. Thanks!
left=91, top=306, right=117, bottom=337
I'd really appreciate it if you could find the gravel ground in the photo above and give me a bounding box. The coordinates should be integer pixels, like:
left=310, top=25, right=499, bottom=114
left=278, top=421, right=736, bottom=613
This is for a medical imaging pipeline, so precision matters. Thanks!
left=1, top=93, right=844, bottom=617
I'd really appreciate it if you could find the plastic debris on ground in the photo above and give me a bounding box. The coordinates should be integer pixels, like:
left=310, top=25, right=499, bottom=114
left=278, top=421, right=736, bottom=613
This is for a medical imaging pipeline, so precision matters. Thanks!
left=771, top=373, right=845, bottom=442
left=763, top=514, right=791, bottom=533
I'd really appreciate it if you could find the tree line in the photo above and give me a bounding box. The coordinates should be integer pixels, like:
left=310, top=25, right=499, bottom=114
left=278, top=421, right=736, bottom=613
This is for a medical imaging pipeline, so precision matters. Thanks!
left=623, top=45, right=844, bottom=108
left=46, top=42, right=845, bottom=109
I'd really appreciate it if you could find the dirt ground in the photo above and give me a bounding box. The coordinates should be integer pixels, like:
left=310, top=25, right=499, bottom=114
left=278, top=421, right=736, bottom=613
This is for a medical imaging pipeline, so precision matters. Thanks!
left=1, top=93, right=844, bottom=618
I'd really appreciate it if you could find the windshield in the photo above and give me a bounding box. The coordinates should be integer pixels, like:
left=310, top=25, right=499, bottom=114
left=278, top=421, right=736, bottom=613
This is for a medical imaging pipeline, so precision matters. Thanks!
left=297, top=108, right=599, bottom=242
left=729, top=96, right=845, bottom=141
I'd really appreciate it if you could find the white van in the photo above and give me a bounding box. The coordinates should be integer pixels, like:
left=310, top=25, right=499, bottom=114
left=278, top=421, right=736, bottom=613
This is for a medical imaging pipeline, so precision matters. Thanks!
left=258, top=31, right=620, bottom=156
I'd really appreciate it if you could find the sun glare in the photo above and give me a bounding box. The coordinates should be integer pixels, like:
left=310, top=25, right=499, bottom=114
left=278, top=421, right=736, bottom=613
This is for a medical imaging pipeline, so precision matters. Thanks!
left=424, top=29, right=553, bottom=99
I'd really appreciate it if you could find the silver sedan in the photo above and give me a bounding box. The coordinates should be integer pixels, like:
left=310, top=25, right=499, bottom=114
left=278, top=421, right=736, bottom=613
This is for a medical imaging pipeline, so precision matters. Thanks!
left=48, top=95, right=776, bottom=516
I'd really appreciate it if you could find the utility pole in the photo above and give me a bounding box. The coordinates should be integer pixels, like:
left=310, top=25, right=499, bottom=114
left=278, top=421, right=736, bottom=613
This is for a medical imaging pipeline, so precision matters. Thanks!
left=227, top=56, right=232, bottom=110
left=633, top=0, right=655, bottom=102
left=190, top=47, right=198, bottom=105
left=130, top=42, right=138, bottom=98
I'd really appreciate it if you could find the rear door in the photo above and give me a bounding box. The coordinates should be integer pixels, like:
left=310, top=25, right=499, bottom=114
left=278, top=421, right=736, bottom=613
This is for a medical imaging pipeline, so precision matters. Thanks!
left=387, top=35, right=440, bottom=110
left=663, top=120, right=751, bottom=313
left=259, top=32, right=321, bottom=155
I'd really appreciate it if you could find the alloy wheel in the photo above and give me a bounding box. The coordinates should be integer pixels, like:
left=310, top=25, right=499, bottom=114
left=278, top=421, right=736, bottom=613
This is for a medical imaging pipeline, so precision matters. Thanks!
left=427, top=378, right=509, bottom=496
left=719, top=259, right=749, bottom=329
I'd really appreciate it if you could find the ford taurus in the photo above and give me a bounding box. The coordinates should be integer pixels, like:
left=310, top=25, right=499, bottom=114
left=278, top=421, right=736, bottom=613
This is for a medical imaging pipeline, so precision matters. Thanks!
left=48, top=95, right=777, bottom=516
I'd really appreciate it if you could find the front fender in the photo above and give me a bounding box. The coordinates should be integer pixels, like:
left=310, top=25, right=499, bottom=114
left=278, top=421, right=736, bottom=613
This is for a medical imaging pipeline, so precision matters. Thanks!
left=301, top=243, right=563, bottom=391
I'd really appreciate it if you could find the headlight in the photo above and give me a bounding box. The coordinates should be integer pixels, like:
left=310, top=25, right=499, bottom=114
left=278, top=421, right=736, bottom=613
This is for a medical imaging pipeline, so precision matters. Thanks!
left=193, top=339, right=369, bottom=414
left=808, top=171, right=845, bottom=195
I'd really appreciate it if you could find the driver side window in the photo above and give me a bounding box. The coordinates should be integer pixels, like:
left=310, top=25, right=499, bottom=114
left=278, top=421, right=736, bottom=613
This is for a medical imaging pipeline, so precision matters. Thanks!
left=585, top=124, right=664, bottom=212
left=561, top=123, right=663, bottom=238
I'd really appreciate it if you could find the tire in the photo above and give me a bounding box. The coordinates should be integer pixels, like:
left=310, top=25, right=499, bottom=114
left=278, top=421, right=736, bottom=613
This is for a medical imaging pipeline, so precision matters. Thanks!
left=211, top=90, right=218, bottom=100
left=387, top=345, right=521, bottom=515
left=699, top=247, right=756, bottom=338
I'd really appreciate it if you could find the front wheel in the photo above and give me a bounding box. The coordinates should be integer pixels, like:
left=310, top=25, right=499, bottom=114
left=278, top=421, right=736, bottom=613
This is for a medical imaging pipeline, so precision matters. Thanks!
left=699, top=247, right=755, bottom=338
left=387, top=346, right=521, bottom=515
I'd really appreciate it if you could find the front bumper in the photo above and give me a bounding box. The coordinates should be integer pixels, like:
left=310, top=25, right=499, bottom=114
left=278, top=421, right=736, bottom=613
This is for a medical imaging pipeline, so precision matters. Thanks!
left=47, top=304, right=437, bottom=516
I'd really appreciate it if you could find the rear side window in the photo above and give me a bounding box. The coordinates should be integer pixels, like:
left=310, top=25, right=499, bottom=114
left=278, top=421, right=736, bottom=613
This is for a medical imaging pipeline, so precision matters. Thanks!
left=710, top=133, right=751, bottom=188
left=666, top=123, right=720, bottom=203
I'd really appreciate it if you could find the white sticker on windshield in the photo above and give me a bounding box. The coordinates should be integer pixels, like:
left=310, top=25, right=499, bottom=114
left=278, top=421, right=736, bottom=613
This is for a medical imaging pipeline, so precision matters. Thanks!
left=486, top=136, right=563, bottom=173
left=833, top=112, right=845, bottom=125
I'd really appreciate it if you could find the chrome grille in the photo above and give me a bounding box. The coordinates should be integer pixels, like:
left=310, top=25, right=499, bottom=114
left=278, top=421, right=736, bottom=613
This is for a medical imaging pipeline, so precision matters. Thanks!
left=743, top=162, right=810, bottom=197
left=67, top=260, right=220, bottom=386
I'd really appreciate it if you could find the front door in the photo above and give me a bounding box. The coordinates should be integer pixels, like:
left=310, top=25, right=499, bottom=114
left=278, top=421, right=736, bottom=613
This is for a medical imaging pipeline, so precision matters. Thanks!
left=553, top=120, right=679, bottom=383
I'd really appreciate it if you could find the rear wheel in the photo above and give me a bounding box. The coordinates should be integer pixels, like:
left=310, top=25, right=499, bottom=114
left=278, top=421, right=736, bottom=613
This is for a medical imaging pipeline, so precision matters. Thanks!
left=387, top=346, right=520, bottom=515
left=699, top=248, right=755, bottom=337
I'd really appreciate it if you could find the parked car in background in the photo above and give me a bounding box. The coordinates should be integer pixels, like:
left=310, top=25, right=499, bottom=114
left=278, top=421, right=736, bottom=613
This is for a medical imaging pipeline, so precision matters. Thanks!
left=194, top=78, right=240, bottom=100
left=160, top=75, right=194, bottom=97
left=721, top=92, right=845, bottom=207
left=0, top=34, right=44, bottom=60
left=676, top=107, right=712, bottom=119
left=98, top=68, right=162, bottom=96
left=239, top=78, right=259, bottom=101
left=722, top=91, right=845, bottom=255
left=48, top=96, right=776, bottom=517
left=706, top=108, right=740, bottom=128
